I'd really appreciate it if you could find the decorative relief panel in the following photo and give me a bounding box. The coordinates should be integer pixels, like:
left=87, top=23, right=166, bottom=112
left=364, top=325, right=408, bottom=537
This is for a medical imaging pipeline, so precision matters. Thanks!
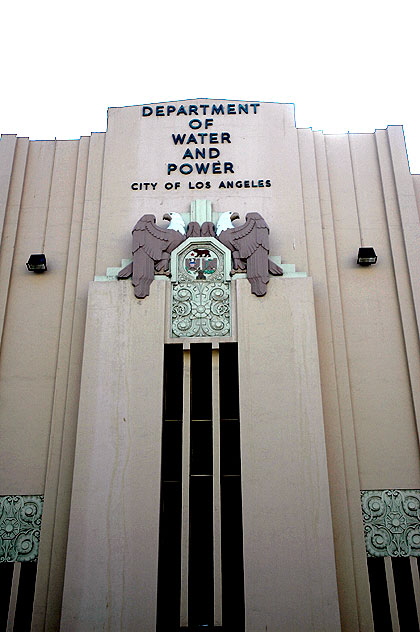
left=0, top=495, right=43, bottom=562
left=361, top=489, right=420, bottom=557
left=170, top=238, right=232, bottom=338
left=172, top=283, right=230, bottom=337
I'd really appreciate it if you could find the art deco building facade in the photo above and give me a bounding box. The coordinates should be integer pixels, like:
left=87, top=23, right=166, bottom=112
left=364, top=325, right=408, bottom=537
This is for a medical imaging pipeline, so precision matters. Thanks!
left=0, top=99, right=420, bottom=631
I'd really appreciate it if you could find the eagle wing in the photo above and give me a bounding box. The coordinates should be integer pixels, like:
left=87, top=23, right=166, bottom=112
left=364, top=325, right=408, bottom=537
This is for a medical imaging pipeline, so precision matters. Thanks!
left=132, top=215, right=172, bottom=259
left=226, top=213, right=268, bottom=258
left=127, top=214, right=185, bottom=298
left=218, top=213, right=277, bottom=296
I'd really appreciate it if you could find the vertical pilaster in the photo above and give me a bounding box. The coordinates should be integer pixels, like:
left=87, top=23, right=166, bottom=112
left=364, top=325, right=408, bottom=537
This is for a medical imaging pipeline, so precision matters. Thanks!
left=237, top=276, right=340, bottom=631
left=61, top=280, right=166, bottom=631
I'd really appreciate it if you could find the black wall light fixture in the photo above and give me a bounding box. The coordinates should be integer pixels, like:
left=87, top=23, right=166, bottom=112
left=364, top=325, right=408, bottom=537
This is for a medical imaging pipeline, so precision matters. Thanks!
left=26, top=254, right=47, bottom=272
left=357, top=248, right=377, bottom=266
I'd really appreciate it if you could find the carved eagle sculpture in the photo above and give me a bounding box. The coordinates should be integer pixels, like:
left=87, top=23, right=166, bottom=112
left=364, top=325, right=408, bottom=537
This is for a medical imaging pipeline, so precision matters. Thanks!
left=117, top=212, right=186, bottom=298
left=216, top=211, right=283, bottom=296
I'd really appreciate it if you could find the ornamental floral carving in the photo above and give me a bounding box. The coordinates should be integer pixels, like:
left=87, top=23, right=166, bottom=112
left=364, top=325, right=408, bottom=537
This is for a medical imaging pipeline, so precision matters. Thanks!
left=0, top=495, right=43, bottom=562
left=172, top=282, right=230, bottom=337
left=361, top=489, right=420, bottom=557
left=170, top=238, right=232, bottom=338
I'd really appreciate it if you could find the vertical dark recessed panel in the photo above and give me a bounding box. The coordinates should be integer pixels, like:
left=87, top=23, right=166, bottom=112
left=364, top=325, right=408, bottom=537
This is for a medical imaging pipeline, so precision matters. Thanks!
left=392, top=557, right=419, bottom=631
left=162, top=420, right=182, bottom=481
left=156, top=482, right=182, bottom=632
left=189, top=343, right=214, bottom=628
left=13, top=562, right=37, bottom=632
left=219, top=343, right=239, bottom=421
left=190, top=420, right=213, bottom=475
left=220, top=420, right=241, bottom=476
left=220, top=477, right=245, bottom=630
left=157, top=344, right=183, bottom=632
left=0, top=563, right=14, bottom=631
left=189, top=476, right=214, bottom=627
left=190, top=344, right=212, bottom=421
left=367, top=557, right=393, bottom=631
left=163, top=344, right=184, bottom=420
left=219, top=343, right=244, bottom=631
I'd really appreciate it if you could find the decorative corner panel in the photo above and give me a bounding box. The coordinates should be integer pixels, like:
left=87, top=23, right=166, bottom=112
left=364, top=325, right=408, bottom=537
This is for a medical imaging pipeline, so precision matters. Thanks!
left=0, top=495, right=44, bottom=562
left=361, top=489, right=420, bottom=557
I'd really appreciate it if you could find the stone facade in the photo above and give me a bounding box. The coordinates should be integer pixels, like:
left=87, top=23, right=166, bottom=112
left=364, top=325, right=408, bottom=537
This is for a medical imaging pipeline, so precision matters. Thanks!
left=1, top=99, right=420, bottom=630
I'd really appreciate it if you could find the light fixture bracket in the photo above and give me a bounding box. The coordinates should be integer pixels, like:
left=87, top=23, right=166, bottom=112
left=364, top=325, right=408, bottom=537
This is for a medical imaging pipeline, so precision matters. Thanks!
left=26, top=254, right=47, bottom=273
left=357, top=247, right=377, bottom=266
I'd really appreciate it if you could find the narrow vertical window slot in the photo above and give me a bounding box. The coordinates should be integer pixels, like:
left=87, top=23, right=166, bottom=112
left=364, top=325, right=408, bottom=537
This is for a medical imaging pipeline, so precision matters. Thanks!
left=212, top=348, right=222, bottom=628
left=157, top=344, right=183, bottom=632
left=190, top=343, right=212, bottom=421
left=392, top=556, right=420, bottom=630
left=180, top=350, right=191, bottom=628
left=12, top=562, right=38, bottom=632
left=189, top=343, right=214, bottom=628
left=190, top=420, right=212, bottom=476
left=188, top=476, right=214, bottom=627
left=219, top=342, right=245, bottom=631
left=409, top=557, right=420, bottom=628
left=367, top=557, right=393, bottom=631
left=0, top=563, right=14, bottom=630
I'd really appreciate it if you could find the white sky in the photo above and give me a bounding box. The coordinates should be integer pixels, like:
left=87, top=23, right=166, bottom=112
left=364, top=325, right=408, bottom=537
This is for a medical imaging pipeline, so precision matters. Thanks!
left=2, top=0, right=420, bottom=172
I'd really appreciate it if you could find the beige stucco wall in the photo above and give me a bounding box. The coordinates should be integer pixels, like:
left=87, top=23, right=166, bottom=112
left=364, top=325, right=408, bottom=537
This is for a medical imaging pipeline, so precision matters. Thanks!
left=98, top=102, right=305, bottom=271
left=0, top=131, right=106, bottom=630
left=0, top=99, right=419, bottom=630
left=61, top=280, right=166, bottom=631
left=237, top=276, right=341, bottom=631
